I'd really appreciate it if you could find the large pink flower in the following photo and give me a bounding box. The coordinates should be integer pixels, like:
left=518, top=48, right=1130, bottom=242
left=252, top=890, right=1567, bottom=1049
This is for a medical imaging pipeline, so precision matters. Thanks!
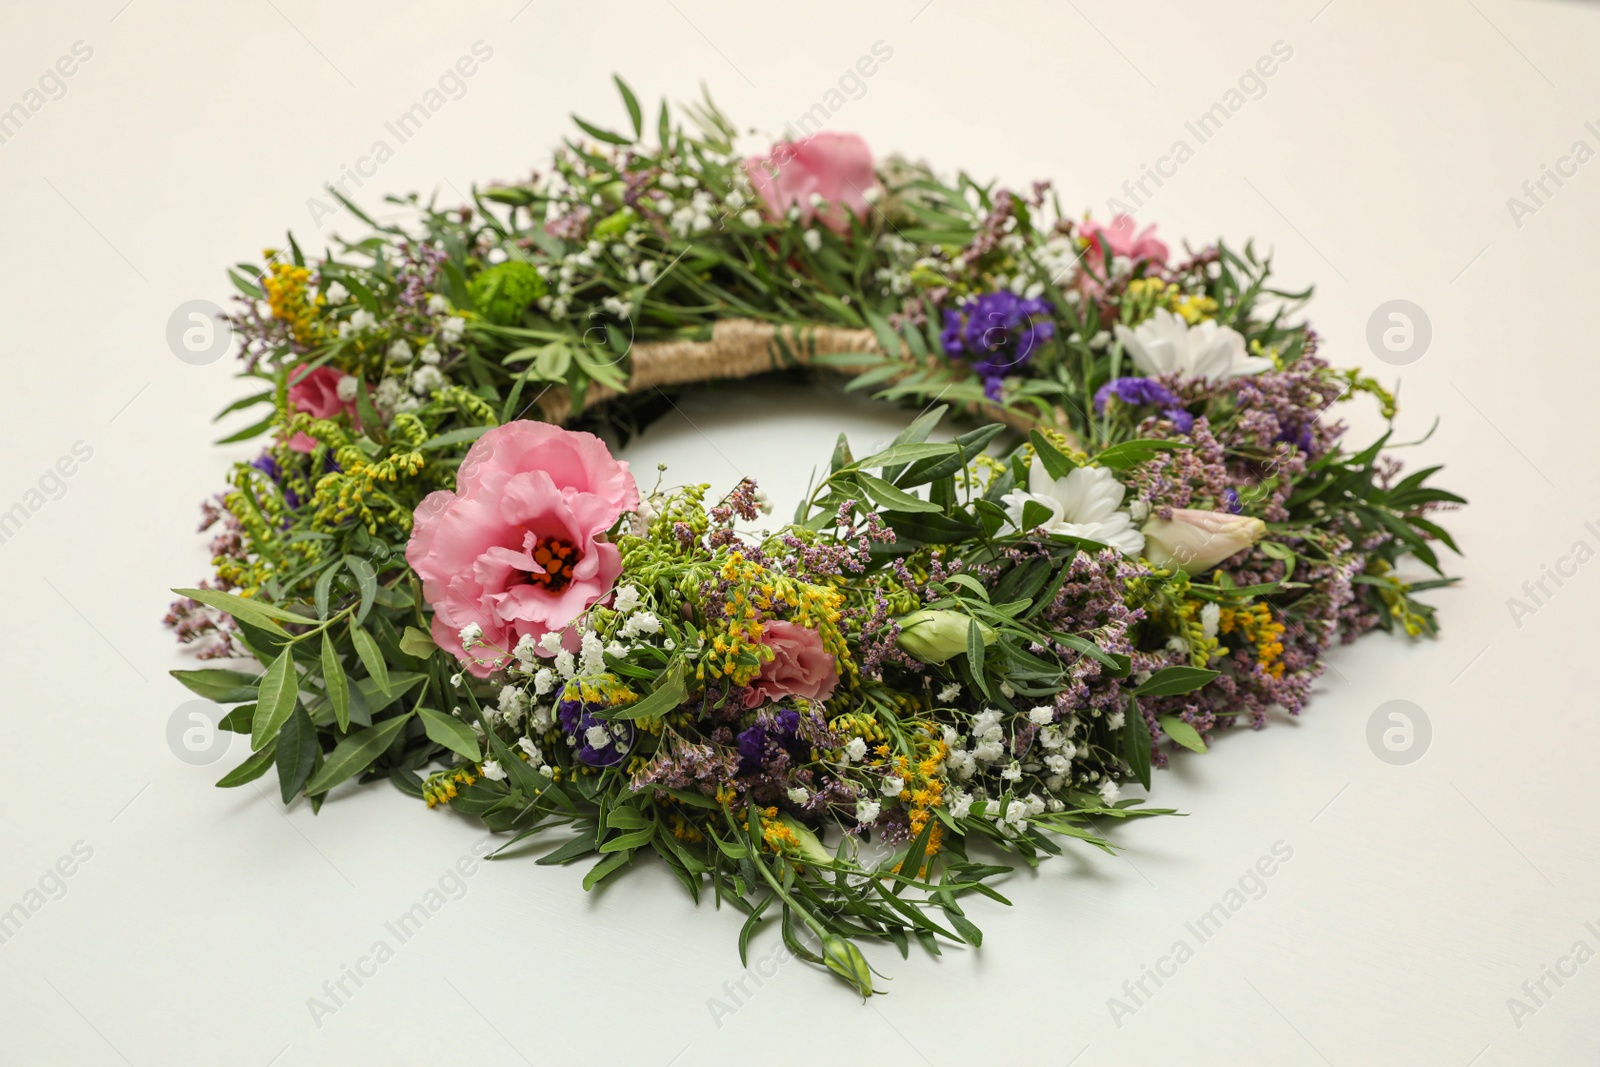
left=744, top=132, right=876, bottom=234
left=1080, top=214, right=1169, bottom=266
left=406, top=421, right=639, bottom=677
left=742, top=620, right=840, bottom=709
left=286, top=364, right=360, bottom=453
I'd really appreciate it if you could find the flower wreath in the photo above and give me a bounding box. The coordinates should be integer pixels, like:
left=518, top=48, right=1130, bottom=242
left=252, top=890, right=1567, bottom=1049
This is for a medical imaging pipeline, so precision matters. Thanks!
left=167, top=81, right=1463, bottom=996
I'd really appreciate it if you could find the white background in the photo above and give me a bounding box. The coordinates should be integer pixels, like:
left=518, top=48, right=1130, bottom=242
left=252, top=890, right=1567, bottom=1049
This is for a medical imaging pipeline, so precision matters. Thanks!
left=1, top=1, right=1596, bottom=1064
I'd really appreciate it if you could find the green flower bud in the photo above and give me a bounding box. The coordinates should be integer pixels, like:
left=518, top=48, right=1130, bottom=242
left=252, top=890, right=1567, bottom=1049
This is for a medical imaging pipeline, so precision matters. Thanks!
left=896, top=609, right=995, bottom=664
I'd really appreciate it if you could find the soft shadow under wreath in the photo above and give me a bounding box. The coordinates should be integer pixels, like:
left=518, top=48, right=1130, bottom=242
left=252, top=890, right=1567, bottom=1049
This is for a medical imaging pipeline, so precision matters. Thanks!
left=166, top=80, right=1463, bottom=995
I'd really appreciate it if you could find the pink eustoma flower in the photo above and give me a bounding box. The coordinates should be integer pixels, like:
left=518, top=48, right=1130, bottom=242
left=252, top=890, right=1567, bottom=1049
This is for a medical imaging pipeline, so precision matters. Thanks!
left=742, top=620, right=840, bottom=708
left=1080, top=214, right=1170, bottom=266
left=406, top=421, right=639, bottom=677
left=744, top=131, right=876, bottom=234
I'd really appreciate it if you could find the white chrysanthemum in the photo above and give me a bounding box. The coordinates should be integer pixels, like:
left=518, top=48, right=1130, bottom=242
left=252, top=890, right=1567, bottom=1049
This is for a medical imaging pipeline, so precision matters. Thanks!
left=324, top=281, right=349, bottom=304
left=1113, top=308, right=1271, bottom=382
left=480, top=760, right=507, bottom=781
left=1002, top=462, right=1145, bottom=556
left=855, top=799, right=881, bottom=824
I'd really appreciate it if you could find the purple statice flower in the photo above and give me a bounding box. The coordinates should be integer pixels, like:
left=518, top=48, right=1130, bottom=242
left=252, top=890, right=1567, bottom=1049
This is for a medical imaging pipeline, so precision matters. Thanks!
left=1093, top=376, right=1194, bottom=433
left=1093, top=376, right=1183, bottom=413
left=1223, top=487, right=1242, bottom=514
left=735, top=706, right=803, bottom=776
left=557, top=692, right=634, bottom=768
left=941, top=291, right=1055, bottom=399
left=249, top=452, right=302, bottom=510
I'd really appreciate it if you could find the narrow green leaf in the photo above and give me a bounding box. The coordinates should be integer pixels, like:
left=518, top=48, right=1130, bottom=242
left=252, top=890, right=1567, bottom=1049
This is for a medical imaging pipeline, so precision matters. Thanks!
left=1124, top=697, right=1152, bottom=789
left=417, top=705, right=482, bottom=762
left=174, top=587, right=317, bottom=629
left=1159, top=715, right=1209, bottom=753
left=345, top=557, right=377, bottom=624
left=250, top=650, right=298, bottom=750
left=1134, top=666, right=1221, bottom=697
left=170, top=668, right=259, bottom=704
left=613, top=75, right=642, bottom=136
left=399, top=625, right=438, bottom=659
left=215, top=740, right=276, bottom=788
left=275, top=705, right=318, bottom=803
left=303, top=713, right=414, bottom=796
left=322, top=632, right=350, bottom=732
left=582, top=850, right=632, bottom=890
left=856, top=472, right=941, bottom=514
left=350, top=621, right=390, bottom=697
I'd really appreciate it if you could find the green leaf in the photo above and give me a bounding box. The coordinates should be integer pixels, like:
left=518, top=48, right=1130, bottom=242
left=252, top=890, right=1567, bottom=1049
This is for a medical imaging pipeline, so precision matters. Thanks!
left=1124, top=697, right=1152, bottom=789
left=213, top=413, right=275, bottom=445
left=613, top=75, right=642, bottom=137
left=215, top=740, right=276, bottom=788
left=416, top=426, right=493, bottom=452
left=250, top=650, right=299, bottom=750
left=1159, top=715, right=1208, bottom=753
left=582, top=850, right=632, bottom=890
left=321, top=632, right=350, bottom=731
left=314, top=559, right=341, bottom=620
left=417, top=705, right=482, bottom=762
left=275, top=705, right=318, bottom=803
left=345, top=557, right=378, bottom=624
left=1028, top=430, right=1076, bottom=479
left=1094, top=438, right=1188, bottom=469
left=965, top=618, right=986, bottom=672
left=173, top=587, right=317, bottom=630
left=600, top=826, right=655, bottom=853
left=856, top=441, right=958, bottom=470
left=350, top=621, right=390, bottom=697
left=304, top=713, right=414, bottom=796
left=601, top=660, right=687, bottom=721
left=1134, top=666, right=1221, bottom=697
left=170, top=668, right=259, bottom=704
left=572, top=114, right=633, bottom=145
left=856, top=472, right=941, bottom=514
left=399, top=626, right=438, bottom=659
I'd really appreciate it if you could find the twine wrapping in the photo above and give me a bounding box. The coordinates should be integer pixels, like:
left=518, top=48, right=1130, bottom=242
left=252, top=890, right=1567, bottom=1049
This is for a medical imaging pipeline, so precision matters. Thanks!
left=534, top=318, right=1078, bottom=447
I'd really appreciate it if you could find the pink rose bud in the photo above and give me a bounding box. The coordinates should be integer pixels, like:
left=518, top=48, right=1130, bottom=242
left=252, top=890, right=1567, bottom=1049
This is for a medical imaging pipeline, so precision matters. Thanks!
left=285, top=364, right=362, bottom=453
left=743, top=620, right=840, bottom=708
left=1140, top=509, right=1266, bottom=572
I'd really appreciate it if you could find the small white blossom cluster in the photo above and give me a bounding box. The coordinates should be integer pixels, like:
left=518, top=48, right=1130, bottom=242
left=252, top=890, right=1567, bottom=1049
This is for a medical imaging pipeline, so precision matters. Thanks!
left=936, top=700, right=1123, bottom=835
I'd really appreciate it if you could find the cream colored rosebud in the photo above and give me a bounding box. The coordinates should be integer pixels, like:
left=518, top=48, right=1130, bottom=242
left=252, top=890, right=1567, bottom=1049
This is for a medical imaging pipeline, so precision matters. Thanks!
left=896, top=609, right=996, bottom=665
left=1140, top=509, right=1266, bottom=572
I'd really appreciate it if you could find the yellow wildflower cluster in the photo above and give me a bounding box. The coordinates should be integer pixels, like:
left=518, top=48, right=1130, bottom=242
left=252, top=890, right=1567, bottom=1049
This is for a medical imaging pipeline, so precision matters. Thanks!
left=1364, top=558, right=1429, bottom=637
left=1219, top=603, right=1287, bottom=678
left=1177, top=598, right=1223, bottom=668
left=876, top=729, right=949, bottom=858
left=758, top=807, right=800, bottom=853
left=1122, top=277, right=1219, bottom=326
left=563, top=675, right=639, bottom=706
left=423, top=768, right=477, bottom=808
left=699, top=551, right=849, bottom=690
left=669, top=811, right=704, bottom=842
left=309, top=448, right=427, bottom=535
left=261, top=256, right=322, bottom=347
left=214, top=470, right=319, bottom=595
